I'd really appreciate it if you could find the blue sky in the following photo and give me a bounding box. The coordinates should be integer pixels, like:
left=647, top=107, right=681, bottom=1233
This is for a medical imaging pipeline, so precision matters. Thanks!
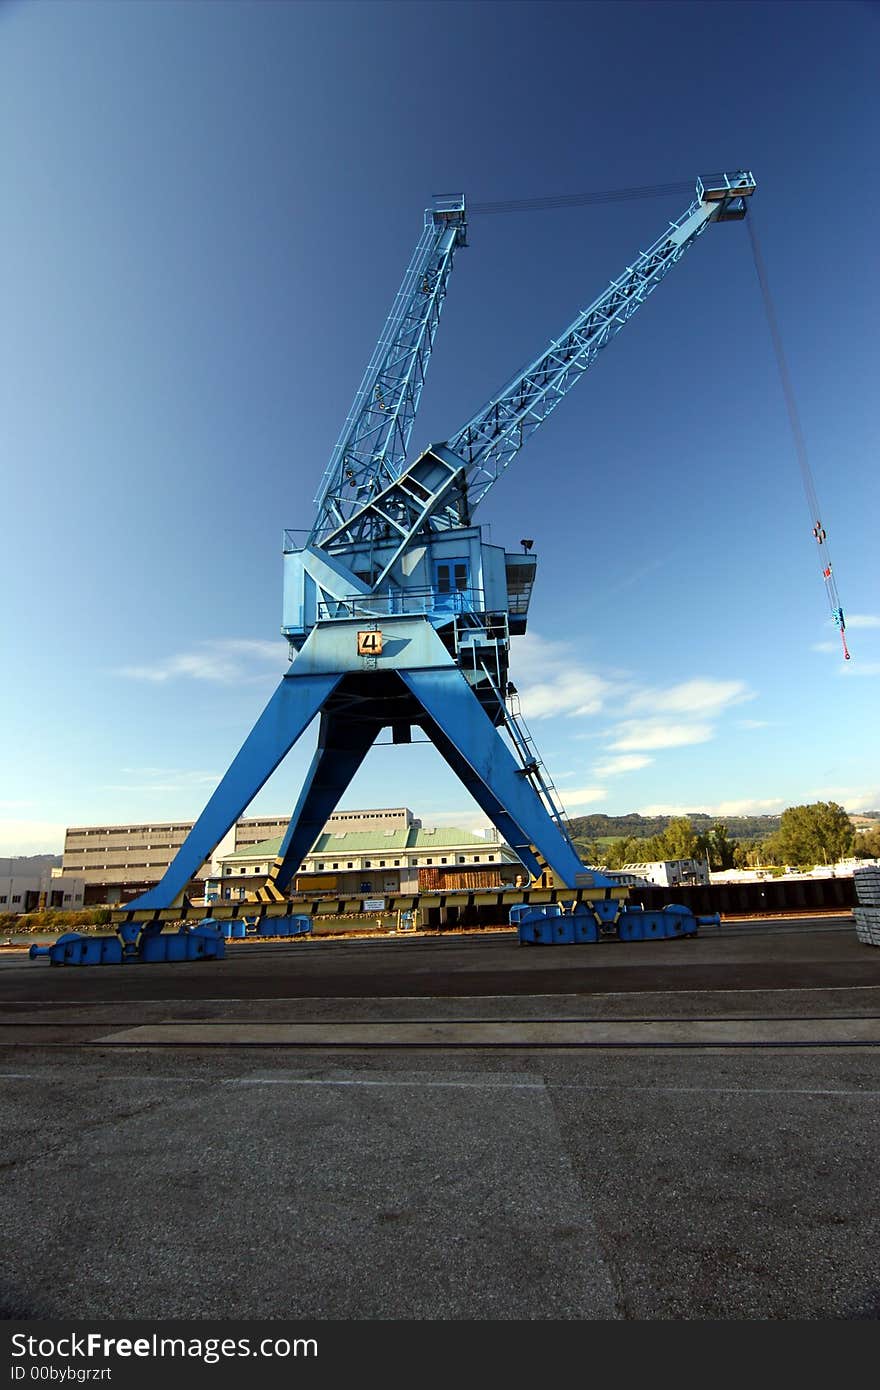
left=2, top=0, right=878, bottom=854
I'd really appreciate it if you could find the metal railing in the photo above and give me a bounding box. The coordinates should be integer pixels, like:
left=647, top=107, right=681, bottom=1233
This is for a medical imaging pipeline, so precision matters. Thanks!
left=316, top=586, right=487, bottom=622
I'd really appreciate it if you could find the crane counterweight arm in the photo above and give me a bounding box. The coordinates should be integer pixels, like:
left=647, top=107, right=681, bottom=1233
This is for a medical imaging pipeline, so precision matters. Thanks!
left=446, top=171, right=755, bottom=515
left=309, top=195, right=467, bottom=546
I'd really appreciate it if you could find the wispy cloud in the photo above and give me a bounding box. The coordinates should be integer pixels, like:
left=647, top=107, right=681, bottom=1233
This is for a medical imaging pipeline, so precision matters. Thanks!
left=513, top=639, right=755, bottom=778
left=639, top=798, right=784, bottom=817
left=807, top=786, right=880, bottom=812
left=608, top=720, right=714, bottom=751
left=593, top=754, right=654, bottom=777
left=844, top=614, right=880, bottom=629
left=625, top=679, right=752, bottom=717
left=0, top=820, right=67, bottom=855
left=560, top=785, right=607, bottom=808
left=736, top=719, right=769, bottom=730
left=513, top=634, right=615, bottom=719
left=519, top=671, right=610, bottom=719
left=812, top=641, right=837, bottom=653
left=115, top=639, right=288, bottom=684
left=420, top=809, right=495, bottom=833
left=841, top=661, right=880, bottom=677
left=102, top=768, right=220, bottom=794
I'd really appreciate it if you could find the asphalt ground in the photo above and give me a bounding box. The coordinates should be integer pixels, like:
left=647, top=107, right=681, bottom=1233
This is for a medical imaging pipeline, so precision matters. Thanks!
left=1, top=916, right=879, bottom=1323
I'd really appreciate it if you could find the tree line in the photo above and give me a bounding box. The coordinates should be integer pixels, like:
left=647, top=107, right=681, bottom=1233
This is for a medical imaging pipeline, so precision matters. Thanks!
left=568, top=802, right=880, bottom=872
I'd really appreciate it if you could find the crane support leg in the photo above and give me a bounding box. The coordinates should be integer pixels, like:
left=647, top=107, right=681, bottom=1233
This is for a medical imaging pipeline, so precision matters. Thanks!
left=126, top=671, right=341, bottom=912
left=261, top=710, right=379, bottom=897
left=401, top=668, right=615, bottom=890
left=418, top=715, right=544, bottom=881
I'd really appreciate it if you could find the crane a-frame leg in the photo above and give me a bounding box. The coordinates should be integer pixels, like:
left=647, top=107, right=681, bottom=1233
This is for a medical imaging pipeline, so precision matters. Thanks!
left=127, top=671, right=340, bottom=911
left=128, top=615, right=612, bottom=913
left=257, top=709, right=379, bottom=900
left=400, top=668, right=589, bottom=886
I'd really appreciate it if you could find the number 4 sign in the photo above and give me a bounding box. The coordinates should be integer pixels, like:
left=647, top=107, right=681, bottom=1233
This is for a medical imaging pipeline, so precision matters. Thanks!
left=357, top=630, right=383, bottom=656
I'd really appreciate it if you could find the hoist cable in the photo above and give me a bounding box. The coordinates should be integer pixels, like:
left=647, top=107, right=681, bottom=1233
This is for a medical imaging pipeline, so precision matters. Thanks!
left=469, top=178, right=697, bottom=215
left=746, top=210, right=849, bottom=657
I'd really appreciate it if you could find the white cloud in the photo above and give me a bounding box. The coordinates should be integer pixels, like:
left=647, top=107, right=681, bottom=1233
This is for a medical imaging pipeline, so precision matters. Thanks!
left=115, top=639, right=288, bottom=684
left=807, top=787, right=880, bottom=812
left=421, top=808, right=492, bottom=833
left=736, top=719, right=769, bottom=730
left=593, top=754, right=654, bottom=777
left=560, top=786, right=607, bottom=808
left=841, top=661, right=880, bottom=677
left=101, top=768, right=220, bottom=795
left=609, top=720, right=714, bottom=751
left=811, top=641, right=837, bottom=654
left=519, top=671, right=609, bottom=719
left=510, top=633, right=575, bottom=681
left=512, top=634, right=617, bottom=719
left=0, top=820, right=67, bottom=855
left=625, top=678, right=752, bottom=717
left=844, top=614, right=880, bottom=629
left=638, top=798, right=784, bottom=817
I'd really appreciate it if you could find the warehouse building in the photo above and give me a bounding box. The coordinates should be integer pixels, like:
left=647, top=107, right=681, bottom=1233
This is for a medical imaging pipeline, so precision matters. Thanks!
left=621, top=857, right=710, bottom=888
left=62, top=807, right=524, bottom=904
left=207, top=809, right=525, bottom=902
left=0, top=865, right=85, bottom=916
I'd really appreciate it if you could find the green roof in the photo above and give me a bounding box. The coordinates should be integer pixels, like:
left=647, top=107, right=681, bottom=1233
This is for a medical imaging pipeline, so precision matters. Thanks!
left=225, top=836, right=284, bottom=861
left=408, top=827, right=495, bottom=849
left=224, top=824, right=508, bottom=862
left=314, top=829, right=410, bottom=853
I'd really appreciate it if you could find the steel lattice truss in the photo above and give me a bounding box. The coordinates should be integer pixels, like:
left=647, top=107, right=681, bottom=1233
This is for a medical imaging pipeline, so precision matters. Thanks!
left=309, top=196, right=467, bottom=545
left=447, top=173, right=755, bottom=514
left=318, top=173, right=754, bottom=565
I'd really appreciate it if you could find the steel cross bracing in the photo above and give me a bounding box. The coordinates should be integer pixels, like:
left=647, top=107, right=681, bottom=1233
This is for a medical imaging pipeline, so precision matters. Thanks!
left=309, top=195, right=467, bottom=546
left=447, top=172, right=755, bottom=515
left=319, top=172, right=755, bottom=568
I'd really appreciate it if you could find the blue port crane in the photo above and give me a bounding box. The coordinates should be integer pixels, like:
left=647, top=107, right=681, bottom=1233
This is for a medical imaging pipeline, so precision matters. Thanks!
left=128, top=171, right=755, bottom=913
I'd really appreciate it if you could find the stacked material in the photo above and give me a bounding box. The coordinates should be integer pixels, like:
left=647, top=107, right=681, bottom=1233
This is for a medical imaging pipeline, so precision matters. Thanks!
left=853, top=865, right=880, bottom=946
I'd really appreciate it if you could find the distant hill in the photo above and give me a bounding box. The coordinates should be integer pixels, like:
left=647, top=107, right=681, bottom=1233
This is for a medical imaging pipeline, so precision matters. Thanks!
left=566, top=812, right=782, bottom=843
left=0, top=854, right=63, bottom=876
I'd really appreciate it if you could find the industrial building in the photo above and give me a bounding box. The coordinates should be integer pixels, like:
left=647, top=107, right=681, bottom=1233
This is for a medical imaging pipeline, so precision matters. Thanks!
left=61, top=815, right=293, bottom=903
left=208, top=807, right=524, bottom=902
left=61, top=807, right=524, bottom=905
left=621, top=858, right=710, bottom=889
left=0, top=864, right=85, bottom=916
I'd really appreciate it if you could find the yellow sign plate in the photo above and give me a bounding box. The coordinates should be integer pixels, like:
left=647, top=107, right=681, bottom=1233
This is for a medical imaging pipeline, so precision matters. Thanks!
left=357, top=629, right=383, bottom=656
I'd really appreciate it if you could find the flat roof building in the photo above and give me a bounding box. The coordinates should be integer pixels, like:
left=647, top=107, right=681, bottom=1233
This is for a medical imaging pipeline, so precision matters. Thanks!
left=0, top=867, right=85, bottom=916
left=621, top=858, right=709, bottom=888
left=61, top=807, right=510, bottom=905
left=209, top=817, right=523, bottom=903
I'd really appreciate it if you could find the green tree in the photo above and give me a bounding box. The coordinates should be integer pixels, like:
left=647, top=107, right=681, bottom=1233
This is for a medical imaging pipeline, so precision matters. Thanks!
left=767, top=801, right=854, bottom=868
left=601, top=836, right=644, bottom=870
left=733, top=840, right=765, bottom=869
left=572, top=839, right=601, bottom=866
left=656, top=816, right=698, bottom=860
left=699, top=821, right=737, bottom=871
left=853, top=826, right=880, bottom=859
